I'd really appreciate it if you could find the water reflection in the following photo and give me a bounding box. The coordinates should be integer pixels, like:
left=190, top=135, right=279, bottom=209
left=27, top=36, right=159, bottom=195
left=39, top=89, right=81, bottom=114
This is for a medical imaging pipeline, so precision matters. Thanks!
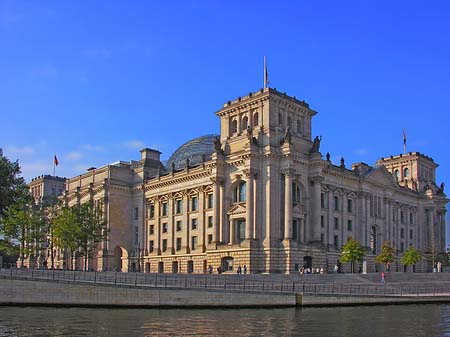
left=0, top=304, right=450, bottom=337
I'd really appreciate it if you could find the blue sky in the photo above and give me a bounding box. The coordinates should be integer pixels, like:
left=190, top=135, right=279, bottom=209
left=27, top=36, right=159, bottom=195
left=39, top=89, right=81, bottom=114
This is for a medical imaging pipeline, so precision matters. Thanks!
left=1, top=2, right=449, bottom=204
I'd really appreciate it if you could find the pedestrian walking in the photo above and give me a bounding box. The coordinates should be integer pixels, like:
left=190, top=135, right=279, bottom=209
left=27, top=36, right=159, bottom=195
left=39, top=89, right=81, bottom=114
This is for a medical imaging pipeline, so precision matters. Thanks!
left=381, top=271, right=385, bottom=283
left=243, top=265, right=247, bottom=274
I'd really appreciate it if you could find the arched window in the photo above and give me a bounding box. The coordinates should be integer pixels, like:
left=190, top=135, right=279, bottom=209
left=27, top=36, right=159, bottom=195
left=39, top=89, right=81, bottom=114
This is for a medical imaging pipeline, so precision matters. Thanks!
left=253, top=112, right=259, bottom=126
left=287, top=116, right=292, bottom=129
left=242, top=116, right=248, bottom=130
left=233, top=181, right=246, bottom=203
left=292, top=182, right=301, bottom=204
left=278, top=112, right=282, bottom=125
left=394, top=170, right=399, bottom=180
left=404, top=168, right=409, bottom=178
left=296, top=120, right=301, bottom=134
left=231, top=119, right=237, bottom=134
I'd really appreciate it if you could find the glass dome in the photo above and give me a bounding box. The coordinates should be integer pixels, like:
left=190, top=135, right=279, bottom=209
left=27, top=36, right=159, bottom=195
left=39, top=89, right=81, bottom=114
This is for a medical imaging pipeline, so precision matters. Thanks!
left=166, top=134, right=219, bottom=170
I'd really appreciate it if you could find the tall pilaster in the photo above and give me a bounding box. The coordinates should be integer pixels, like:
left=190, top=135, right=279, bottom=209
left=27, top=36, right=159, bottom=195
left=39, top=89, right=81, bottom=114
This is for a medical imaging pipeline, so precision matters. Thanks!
left=309, top=176, right=323, bottom=242
left=283, top=170, right=293, bottom=240
left=244, top=170, right=255, bottom=240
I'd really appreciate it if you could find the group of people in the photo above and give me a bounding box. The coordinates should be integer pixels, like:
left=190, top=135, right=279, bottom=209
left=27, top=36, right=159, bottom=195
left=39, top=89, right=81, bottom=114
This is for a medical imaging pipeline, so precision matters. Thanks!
left=299, top=266, right=324, bottom=275
left=207, top=264, right=247, bottom=274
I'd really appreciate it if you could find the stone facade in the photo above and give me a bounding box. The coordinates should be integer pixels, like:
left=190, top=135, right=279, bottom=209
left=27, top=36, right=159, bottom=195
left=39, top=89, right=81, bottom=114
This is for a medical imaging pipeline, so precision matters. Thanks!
left=34, top=87, right=449, bottom=273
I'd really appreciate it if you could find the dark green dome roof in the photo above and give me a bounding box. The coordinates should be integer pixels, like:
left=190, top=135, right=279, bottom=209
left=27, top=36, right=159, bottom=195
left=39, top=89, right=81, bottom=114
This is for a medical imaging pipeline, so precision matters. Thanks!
left=166, top=134, right=218, bottom=170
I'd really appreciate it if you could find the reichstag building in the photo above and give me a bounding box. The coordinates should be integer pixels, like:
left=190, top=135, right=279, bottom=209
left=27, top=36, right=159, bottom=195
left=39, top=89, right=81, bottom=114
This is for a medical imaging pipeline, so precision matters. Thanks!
left=36, top=87, right=449, bottom=273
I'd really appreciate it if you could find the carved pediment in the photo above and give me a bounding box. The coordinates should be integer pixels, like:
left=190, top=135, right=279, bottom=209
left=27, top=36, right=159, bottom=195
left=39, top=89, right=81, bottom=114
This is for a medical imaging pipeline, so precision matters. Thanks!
left=365, top=166, right=398, bottom=188
left=227, top=203, right=247, bottom=215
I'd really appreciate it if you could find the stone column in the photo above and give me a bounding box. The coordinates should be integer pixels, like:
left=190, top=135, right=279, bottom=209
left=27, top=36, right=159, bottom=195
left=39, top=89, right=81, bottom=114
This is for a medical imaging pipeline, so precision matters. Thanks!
left=154, top=199, right=160, bottom=255
left=213, top=179, right=220, bottom=243
left=168, top=196, right=174, bottom=254
left=219, top=183, right=224, bottom=243
left=283, top=170, right=293, bottom=240
left=309, top=176, right=323, bottom=242
left=199, top=188, right=205, bottom=252
left=229, top=219, right=234, bottom=244
left=182, top=192, right=189, bottom=253
left=245, top=171, right=254, bottom=240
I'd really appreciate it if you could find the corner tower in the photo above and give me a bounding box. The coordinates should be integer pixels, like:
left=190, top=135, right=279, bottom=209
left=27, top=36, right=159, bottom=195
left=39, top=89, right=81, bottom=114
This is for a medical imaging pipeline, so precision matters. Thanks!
left=215, top=88, right=318, bottom=155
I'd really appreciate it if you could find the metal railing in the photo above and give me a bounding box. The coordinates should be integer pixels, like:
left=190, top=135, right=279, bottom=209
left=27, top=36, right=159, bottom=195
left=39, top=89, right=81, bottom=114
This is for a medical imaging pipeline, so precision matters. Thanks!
left=1, top=268, right=450, bottom=297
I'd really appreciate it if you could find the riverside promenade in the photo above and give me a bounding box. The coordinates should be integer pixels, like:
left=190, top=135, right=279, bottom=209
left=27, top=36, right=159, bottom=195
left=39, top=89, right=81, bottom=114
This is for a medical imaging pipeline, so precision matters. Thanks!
left=1, top=268, right=450, bottom=307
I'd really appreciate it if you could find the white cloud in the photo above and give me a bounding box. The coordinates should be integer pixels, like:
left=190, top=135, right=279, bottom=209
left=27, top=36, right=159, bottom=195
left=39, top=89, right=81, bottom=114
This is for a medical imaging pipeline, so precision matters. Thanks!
left=20, top=161, right=53, bottom=182
left=80, top=144, right=103, bottom=152
left=354, top=148, right=368, bottom=156
left=4, top=146, right=35, bottom=157
left=123, top=140, right=145, bottom=150
left=66, top=151, right=83, bottom=161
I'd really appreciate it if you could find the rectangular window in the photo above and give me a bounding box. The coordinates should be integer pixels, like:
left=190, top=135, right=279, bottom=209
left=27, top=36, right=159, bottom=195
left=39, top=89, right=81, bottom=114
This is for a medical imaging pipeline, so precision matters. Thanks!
left=400, top=228, right=404, bottom=239
left=134, top=226, right=138, bottom=245
left=334, top=217, right=339, bottom=230
left=409, top=213, right=413, bottom=224
left=208, top=234, right=213, bottom=244
left=400, top=211, right=404, bottom=223
left=149, top=205, right=155, bottom=218
left=207, top=216, right=213, bottom=228
left=176, top=238, right=182, bottom=251
left=410, top=229, right=413, bottom=240
left=191, top=236, right=197, bottom=250
left=334, top=235, right=339, bottom=249
left=149, top=225, right=154, bottom=235
left=162, top=223, right=168, bottom=233
left=334, top=196, right=339, bottom=211
left=176, top=220, right=182, bottom=232
left=400, top=242, right=404, bottom=252
left=191, top=218, right=198, bottom=230
left=347, top=219, right=352, bottom=231
left=162, top=239, right=167, bottom=252
left=162, top=202, right=168, bottom=216
left=176, top=200, right=183, bottom=214
left=321, top=193, right=325, bottom=208
left=149, top=240, right=154, bottom=253
left=207, top=194, right=213, bottom=209
left=320, top=233, right=324, bottom=243
left=191, top=197, right=198, bottom=211
left=321, top=215, right=324, bottom=228
left=134, top=207, right=139, bottom=220
left=347, top=199, right=353, bottom=213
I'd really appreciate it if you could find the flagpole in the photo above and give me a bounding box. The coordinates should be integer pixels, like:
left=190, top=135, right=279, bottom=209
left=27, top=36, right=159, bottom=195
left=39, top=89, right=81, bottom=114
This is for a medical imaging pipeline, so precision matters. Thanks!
left=53, top=158, right=55, bottom=177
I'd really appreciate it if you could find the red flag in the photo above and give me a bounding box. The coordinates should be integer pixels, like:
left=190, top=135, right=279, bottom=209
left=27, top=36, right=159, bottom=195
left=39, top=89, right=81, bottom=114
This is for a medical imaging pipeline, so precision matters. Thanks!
left=54, top=155, right=59, bottom=166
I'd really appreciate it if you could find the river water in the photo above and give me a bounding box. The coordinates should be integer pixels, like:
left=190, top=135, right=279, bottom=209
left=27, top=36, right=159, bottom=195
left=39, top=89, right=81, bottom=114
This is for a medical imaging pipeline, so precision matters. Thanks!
left=0, top=304, right=450, bottom=337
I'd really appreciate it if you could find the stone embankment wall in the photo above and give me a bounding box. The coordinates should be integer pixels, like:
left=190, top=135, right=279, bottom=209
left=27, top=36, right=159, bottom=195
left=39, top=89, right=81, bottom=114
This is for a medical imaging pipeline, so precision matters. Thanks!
left=0, top=278, right=297, bottom=307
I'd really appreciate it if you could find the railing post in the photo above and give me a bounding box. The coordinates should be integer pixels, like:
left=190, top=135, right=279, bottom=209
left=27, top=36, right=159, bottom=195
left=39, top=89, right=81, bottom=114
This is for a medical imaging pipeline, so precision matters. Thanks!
left=73, top=271, right=76, bottom=281
left=94, top=271, right=97, bottom=283
left=52, top=269, right=55, bottom=280
left=115, top=271, right=117, bottom=284
left=135, top=273, right=138, bottom=286
left=31, top=268, right=34, bottom=278
left=262, top=281, right=265, bottom=291
left=156, top=274, right=158, bottom=287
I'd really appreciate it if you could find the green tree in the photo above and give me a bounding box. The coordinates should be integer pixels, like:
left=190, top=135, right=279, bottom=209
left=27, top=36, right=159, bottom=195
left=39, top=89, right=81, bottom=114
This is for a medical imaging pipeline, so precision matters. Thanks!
left=401, top=245, right=421, bottom=271
left=0, top=149, right=28, bottom=217
left=75, top=201, right=107, bottom=270
left=53, top=202, right=107, bottom=270
left=52, top=206, right=81, bottom=269
left=375, top=241, right=395, bottom=271
left=1, top=200, right=45, bottom=267
left=339, top=238, right=365, bottom=273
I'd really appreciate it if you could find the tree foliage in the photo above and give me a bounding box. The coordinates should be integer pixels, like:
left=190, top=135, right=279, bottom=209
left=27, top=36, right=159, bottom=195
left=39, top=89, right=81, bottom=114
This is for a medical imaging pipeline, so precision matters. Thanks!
left=53, top=202, right=107, bottom=270
left=375, top=241, right=395, bottom=270
left=339, top=238, right=365, bottom=273
left=0, top=149, right=28, bottom=217
left=401, top=245, right=421, bottom=267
